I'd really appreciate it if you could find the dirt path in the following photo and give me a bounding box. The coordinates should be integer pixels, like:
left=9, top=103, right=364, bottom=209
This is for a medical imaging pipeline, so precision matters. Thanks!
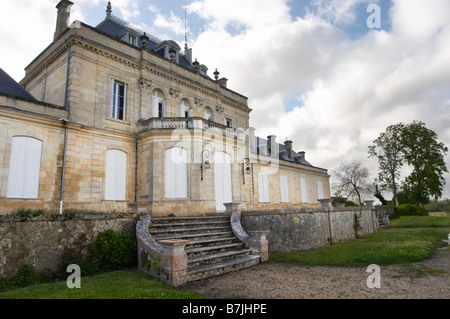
left=181, top=249, right=449, bottom=299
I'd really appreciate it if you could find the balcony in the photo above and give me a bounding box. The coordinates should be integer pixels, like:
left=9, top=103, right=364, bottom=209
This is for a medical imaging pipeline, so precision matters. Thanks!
left=138, top=117, right=242, bottom=139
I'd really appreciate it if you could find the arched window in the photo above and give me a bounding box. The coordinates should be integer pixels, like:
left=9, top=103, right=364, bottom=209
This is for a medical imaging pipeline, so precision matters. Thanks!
left=7, top=136, right=42, bottom=199
left=180, top=99, right=192, bottom=117
left=204, top=107, right=213, bottom=121
left=152, top=89, right=165, bottom=118
left=105, top=149, right=127, bottom=200
left=165, top=147, right=188, bottom=199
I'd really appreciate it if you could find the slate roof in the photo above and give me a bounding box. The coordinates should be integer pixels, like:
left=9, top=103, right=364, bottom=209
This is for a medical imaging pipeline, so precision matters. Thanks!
left=0, top=68, right=36, bottom=101
left=253, top=136, right=313, bottom=166
left=95, top=17, right=194, bottom=70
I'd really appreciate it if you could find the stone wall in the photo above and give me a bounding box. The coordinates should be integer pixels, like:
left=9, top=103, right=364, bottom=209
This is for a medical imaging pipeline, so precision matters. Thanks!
left=240, top=207, right=378, bottom=253
left=0, top=213, right=137, bottom=278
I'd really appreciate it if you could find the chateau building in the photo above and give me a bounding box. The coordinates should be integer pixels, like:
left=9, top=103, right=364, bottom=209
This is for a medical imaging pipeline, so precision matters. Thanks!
left=0, top=0, right=330, bottom=216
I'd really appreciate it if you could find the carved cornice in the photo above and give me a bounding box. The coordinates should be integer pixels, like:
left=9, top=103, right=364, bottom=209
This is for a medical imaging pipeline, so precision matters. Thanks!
left=22, top=32, right=251, bottom=113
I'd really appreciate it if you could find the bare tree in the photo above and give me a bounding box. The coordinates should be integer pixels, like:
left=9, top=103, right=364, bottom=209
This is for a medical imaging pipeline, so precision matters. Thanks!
left=332, top=160, right=372, bottom=205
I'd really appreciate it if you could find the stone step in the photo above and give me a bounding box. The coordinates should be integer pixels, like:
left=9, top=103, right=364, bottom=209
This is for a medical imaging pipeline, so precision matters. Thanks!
left=187, top=248, right=252, bottom=268
left=185, top=236, right=240, bottom=249
left=149, top=220, right=230, bottom=231
left=149, top=225, right=231, bottom=238
left=151, top=216, right=230, bottom=225
left=187, top=255, right=261, bottom=282
left=185, top=242, right=245, bottom=258
left=154, top=231, right=235, bottom=242
left=147, top=215, right=262, bottom=284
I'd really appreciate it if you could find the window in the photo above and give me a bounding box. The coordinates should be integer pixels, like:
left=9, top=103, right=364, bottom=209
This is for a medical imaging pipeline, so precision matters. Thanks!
left=7, top=136, right=42, bottom=199
left=225, top=118, right=233, bottom=128
left=317, top=180, right=324, bottom=200
left=105, top=150, right=127, bottom=200
left=129, top=35, right=136, bottom=46
left=111, top=80, right=126, bottom=120
left=152, top=89, right=165, bottom=118
left=280, top=175, right=289, bottom=203
left=204, top=107, right=212, bottom=120
left=165, top=147, right=188, bottom=199
left=300, top=178, right=308, bottom=203
left=180, top=99, right=192, bottom=117
left=258, top=172, right=270, bottom=203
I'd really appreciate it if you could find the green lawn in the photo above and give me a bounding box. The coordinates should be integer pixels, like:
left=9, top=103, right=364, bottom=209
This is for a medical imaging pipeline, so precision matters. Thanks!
left=270, top=216, right=450, bottom=267
left=389, top=215, right=450, bottom=228
left=0, top=269, right=204, bottom=299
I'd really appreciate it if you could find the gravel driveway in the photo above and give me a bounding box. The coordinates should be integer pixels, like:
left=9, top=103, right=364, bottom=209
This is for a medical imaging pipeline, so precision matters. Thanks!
left=181, top=249, right=449, bottom=299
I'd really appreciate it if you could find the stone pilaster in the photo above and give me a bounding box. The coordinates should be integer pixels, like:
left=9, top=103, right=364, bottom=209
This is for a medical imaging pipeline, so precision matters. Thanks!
left=248, top=231, right=269, bottom=262
left=159, top=239, right=189, bottom=286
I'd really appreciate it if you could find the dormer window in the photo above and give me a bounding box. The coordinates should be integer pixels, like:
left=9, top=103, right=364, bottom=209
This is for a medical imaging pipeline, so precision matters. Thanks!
left=154, top=40, right=181, bottom=63
left=129, top=35, right=136, bottom=46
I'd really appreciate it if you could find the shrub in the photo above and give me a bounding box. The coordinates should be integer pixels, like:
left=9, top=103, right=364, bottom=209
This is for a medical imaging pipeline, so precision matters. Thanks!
left=88, top=229, right=136, bottom=270
left=0, top=264, right=48, bottom=291
left=394, top=204, right=429, bottom=217
left=344, top=200, right=359, bottom=207
left=11, top=209, right=44, bottom=216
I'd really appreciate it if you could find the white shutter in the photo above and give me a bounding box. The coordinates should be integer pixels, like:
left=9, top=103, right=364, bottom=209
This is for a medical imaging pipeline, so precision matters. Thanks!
left=300, top=178, right=308, bottom=203
left=105, top=150, right=127, bottom=200
left=152, top=95, right=159, bottom=118
left=7, top=137, right=42, bottom=198
left=180, top=103, right=186, bottom=117
left=258, top=172, right=269, bottom=202
left=165, top=147, right=187, bottom=198
left=214, top=152, right=232, bottom=212
left=317, top=180, right=324, bottom=200
left=280, top=175, right=289, bottom=203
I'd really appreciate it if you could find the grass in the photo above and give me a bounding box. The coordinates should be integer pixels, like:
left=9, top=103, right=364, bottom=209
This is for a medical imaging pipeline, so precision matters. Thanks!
left=390, top=215, right=450, bottom=228
left=270, top=216, right=450, bottom=267
left=0, top=269, right=204, bottom=299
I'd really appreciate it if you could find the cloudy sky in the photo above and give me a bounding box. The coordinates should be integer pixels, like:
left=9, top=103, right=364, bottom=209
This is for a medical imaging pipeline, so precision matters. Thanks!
left=1, top=0, right=449, bottom=201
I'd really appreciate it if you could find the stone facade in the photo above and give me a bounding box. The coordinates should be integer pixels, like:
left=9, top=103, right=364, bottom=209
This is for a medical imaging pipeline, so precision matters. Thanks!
left=0, top=1, right=330, bottom=216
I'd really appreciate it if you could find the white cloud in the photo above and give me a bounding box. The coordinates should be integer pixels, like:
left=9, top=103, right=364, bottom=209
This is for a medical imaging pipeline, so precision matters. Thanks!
left=0, top=0, right=55, bottom=81
left=187, top=0, right=292, bottom=31
left=153, top=10, right=186, bottom=36
left=188, top=0, right=450, bottom=198
left=309, top=0, right=375, bottom=25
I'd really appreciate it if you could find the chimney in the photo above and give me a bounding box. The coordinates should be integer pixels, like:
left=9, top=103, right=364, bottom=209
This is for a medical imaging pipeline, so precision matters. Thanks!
left=298, top=151, right=306, bottom=162
left=54, top=0, right=74, bottom=41
left=217, top=77, right=228, bottom=88
left=267, top=135, right=277, bottom=156
left=284, top=140, right=293, bottom=158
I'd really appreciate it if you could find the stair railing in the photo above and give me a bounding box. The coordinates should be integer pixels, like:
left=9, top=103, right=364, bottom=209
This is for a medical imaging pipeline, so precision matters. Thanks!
left=230, top=211, right=269, bottom=262
left=136, top=213, right=189, bottom=286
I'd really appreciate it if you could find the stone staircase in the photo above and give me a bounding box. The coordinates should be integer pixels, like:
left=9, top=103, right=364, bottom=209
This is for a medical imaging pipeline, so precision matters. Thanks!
left=148, top=215, right=261, bottom=282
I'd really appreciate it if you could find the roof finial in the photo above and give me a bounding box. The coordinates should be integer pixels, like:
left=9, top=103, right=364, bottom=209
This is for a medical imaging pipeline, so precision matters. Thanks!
left=184, top=1, right=188, bottom=53
left=106, top=1, right=112, bottom=18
